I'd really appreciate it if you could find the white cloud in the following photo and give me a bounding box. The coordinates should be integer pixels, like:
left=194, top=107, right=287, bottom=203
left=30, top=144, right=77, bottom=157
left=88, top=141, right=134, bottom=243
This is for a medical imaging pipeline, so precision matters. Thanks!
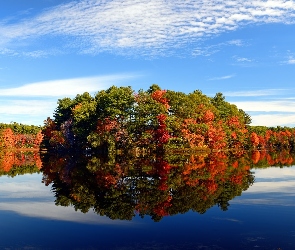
left=225, top=89, right=287, bottom=97
left=246, top=180, right=295, bottom=193
left=0, top=0, right=295, bottom=56
left=227, top=39, right=244, bottom=46
left=251, top=167, right=295, bottom=180
left=250, top=113, right=295, bottom=126
left=230, top=97, right=295, bottom=126
left=235, top=57, right=252, bottom=62
left=232, top=100, right=295, bottom=112
left=0, top=74, right=138, bottom=97
left=0, top=201, right=130, bottom=225
left=0, top=99, right=56, bottom=125
left=0, top=100, right=56, bottom=115
left=208, top=74, right=235, bottom=80
left=232, top=167, right=295, bottom=206
left=193, top=40, right=247, bottom=57
left=0, top=174, right=50, bottom=198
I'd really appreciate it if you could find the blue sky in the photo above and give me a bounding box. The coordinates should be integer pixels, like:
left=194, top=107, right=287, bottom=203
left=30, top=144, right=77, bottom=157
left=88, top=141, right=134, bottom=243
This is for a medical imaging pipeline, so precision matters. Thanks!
left=0, top=0, right=295, bottom=127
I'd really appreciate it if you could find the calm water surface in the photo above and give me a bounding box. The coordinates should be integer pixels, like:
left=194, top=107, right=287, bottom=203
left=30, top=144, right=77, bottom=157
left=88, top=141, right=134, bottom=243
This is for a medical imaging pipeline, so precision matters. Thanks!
left=0, top=152, right=295, bottom=250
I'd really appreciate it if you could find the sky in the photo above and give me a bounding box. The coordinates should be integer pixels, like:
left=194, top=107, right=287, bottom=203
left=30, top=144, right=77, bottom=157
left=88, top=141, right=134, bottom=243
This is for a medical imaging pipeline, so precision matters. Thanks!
left=0, top=0, right=295, bottom=127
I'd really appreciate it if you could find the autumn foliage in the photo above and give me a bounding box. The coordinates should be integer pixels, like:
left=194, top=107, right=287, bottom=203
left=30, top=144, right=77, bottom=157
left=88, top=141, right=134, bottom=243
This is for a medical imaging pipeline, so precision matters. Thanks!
left=0, top=128, right=43, bottom=149
left=41, top=85, right=252, bottom=153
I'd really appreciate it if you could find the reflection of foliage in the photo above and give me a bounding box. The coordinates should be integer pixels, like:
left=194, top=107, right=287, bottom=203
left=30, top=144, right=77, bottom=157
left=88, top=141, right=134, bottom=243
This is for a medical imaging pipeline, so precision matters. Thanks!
left=0, top=150, right=42, bottom=177
left=250, top=149, right=295, bottom=168
left=40, top=149, right=285, bottom=222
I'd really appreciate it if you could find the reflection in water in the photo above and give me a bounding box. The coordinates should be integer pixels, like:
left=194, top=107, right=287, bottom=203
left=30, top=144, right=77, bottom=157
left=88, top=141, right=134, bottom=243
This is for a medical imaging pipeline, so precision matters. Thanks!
left=1, top=148, right=294, bottom=222
left=40, top=150, right=262, bottom=222
left=0, top=150, right=41, bottom=177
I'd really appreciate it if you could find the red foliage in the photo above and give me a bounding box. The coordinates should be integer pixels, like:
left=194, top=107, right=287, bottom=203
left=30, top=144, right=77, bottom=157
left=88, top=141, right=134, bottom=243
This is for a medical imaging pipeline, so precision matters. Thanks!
left=206, top=124, right=226, bottom=150
left=155, top=114, right=171, bottom=144
left=232, top=161, right=239, bottom=168
left=1, top=128, right=15, bottom=148
left=96, top=118, right=118, bottom=133
left=153, top=195, right=172, bottom=217
left=231, top=132, right=237, bottom=140
left=181, top=119, right=205, bottom=148
left=34, top=131, right=44, bottom=148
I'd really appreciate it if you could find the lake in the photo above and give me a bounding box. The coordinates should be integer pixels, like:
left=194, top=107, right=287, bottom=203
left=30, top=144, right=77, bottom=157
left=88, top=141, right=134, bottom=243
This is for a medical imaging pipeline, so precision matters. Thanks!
left=0, top=150, right=295, bottom=250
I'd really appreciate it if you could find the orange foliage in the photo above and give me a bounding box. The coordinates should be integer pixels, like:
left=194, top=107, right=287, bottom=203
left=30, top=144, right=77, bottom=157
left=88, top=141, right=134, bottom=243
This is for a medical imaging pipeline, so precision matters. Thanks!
left=1, top=128, right=42, bottom=149
left=250, top=132, right=259, bottom=147
left=203, top=110, right=215, bottom=123
left=251, top=150, right=260, bottom=164
left=151, top=90, right=170, bottom=110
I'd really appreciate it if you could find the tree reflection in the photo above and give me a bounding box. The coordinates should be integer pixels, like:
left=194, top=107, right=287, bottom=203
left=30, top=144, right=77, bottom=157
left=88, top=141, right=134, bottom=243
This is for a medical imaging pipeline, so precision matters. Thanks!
left=0, top=150, right=42, bottom=177
left=41, top=150, right=264, bottom=222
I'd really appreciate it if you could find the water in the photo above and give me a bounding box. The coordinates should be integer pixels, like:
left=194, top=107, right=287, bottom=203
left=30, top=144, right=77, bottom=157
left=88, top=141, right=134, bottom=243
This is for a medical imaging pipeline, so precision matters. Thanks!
left=0, top=151, right=295, bottom=249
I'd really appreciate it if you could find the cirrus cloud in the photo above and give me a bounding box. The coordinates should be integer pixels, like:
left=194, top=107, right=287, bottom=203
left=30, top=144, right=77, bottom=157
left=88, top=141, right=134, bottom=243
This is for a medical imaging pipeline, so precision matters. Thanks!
left=0, top=0, right=295, bottom=56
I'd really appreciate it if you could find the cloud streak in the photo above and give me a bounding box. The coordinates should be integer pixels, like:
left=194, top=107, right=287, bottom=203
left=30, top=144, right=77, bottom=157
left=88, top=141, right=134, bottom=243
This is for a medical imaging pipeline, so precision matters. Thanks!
left=224, top=89, right=288, bottom=97
left=208, top=74, right=235, bottom=81
left=0, top=201, right=131, bottom=225
left=0, top=74, right=137, bottom=97
left=0, top=0, right=295, bottom=56
left=233, top=100, right=295, bottom=112
left=250, top=113, right=295, bottom=127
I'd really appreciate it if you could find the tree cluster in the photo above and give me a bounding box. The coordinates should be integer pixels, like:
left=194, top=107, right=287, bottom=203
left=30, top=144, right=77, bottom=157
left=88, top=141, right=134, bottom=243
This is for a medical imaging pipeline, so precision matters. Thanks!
left=41, top=85, right=257, bottom=153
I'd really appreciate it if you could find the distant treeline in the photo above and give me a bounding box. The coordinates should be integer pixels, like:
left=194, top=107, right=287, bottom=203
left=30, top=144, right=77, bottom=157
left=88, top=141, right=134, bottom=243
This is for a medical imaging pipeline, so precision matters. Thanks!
left=39, top=84, right=295, bottom=154
left=0, top=122, right=41, bottom=134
